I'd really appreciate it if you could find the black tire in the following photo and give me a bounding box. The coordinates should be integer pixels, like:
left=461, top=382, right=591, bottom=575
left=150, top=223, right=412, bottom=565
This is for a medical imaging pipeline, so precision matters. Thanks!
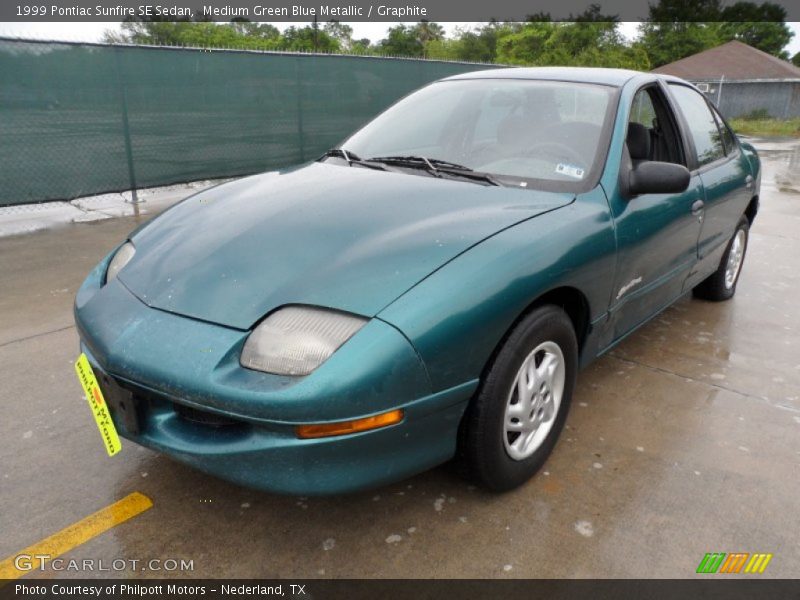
left=693, top=216, right=749, bottom=302
left=458, top=305, right=578, bottom=492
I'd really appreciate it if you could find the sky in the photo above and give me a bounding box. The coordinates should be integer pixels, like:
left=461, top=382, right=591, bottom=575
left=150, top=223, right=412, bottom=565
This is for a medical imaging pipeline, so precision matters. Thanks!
left=1, top=21, right=799, bottom=57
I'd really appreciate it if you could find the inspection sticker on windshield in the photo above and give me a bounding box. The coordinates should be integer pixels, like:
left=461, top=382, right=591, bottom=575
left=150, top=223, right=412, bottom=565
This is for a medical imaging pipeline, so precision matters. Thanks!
left=74, top=353, right=122, bottom=457
left=556, top=163, right=585, bottom=179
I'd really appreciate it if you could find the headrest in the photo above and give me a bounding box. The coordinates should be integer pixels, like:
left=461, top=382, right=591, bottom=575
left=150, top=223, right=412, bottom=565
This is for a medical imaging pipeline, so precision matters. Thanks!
left=627, top=122, right=650, bottom=161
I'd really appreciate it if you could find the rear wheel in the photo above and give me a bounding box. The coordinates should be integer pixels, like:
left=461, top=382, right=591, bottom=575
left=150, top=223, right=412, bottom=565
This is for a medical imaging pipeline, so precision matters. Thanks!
left=458, top=305, right=577, bottom=492
left=693, top=216, right=749, bottom=301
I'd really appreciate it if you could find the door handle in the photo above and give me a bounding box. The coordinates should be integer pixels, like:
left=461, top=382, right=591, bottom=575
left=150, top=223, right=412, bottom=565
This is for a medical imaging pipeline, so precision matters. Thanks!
left=691, top=199, right=705, bottom=216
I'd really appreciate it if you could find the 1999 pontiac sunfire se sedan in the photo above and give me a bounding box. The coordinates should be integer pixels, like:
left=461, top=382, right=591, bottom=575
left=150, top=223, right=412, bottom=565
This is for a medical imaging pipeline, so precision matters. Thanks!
left=75, top=67, right=760, bottom=494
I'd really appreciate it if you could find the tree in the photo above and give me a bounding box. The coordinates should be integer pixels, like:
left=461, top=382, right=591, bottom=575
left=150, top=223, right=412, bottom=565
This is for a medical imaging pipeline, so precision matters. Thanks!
left=106, top=18, right=195, bottom=46
left=647, top=0, right=723, bottom=21
left=637, top=0, right=722, bottom=67
left=493, top=5, right=648, bottom=69
left=450, top=22, right=509, bottom=63
left=638, top=22, right=721, bottom=67
left=230, top=20, right=280, bottom=42
left=281, top=25, right=340, bottom=52
left=793, top=52, right=800, bottom=67
left=496, top=21, right=649, bottom=70
left=525, top=12, right=552, bottom=23
left=495, top=23, right=552, bottom=64
left=424, top=38, right=459, bottom=61
left=375, top=22, right=448, bottom=58
left=414, top=21, right=445, bottom=57
left=324, top=20, right=354, bottom=51
left=104, top=20, right=339, bottom=52
left=350, top=38, right=372, bottom=54
left=717, top=3, right=794, bottom=59
left=639, top=0, right=794, bottom=66
left=571, top=4, right=619, bottom=23
left=377, top=24, right=424, bottom=57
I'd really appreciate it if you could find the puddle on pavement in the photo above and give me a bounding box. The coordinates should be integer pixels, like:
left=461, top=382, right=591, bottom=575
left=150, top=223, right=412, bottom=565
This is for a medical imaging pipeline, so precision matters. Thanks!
left=749, top=137, right=800, bottom=194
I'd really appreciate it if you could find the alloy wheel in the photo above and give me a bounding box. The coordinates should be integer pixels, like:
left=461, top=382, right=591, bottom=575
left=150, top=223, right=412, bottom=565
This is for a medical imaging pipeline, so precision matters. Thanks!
left=724, top=229, right=746, bottom=289
left=503, top=341, right=566, bottom=461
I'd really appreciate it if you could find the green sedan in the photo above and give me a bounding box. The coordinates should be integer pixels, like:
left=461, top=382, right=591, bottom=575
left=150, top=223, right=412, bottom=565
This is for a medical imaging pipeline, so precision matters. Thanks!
left=74, top=67, right=760, bottom=494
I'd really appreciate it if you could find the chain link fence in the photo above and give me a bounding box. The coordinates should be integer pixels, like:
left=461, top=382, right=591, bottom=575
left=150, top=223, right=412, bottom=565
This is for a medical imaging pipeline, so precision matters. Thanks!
left=0, top=39, right=491, bottom=206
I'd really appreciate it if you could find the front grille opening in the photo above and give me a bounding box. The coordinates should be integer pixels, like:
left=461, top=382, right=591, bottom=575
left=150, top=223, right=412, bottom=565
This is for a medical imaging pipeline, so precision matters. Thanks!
left=174, top=402, right=242, bottom=428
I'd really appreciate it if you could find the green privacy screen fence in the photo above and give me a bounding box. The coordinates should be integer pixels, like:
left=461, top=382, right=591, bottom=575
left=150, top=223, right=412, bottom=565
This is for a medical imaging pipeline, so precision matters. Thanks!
left=0, top=39, right=491, bottom=206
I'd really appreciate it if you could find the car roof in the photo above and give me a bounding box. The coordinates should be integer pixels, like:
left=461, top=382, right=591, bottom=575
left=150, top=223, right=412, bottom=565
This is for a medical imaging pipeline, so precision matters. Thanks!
left=442, top=66, right=687, bottom=87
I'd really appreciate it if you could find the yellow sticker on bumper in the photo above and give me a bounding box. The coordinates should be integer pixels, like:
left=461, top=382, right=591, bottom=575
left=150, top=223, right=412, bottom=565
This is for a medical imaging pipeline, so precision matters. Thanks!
left=74, top=353, right=122, bottom=457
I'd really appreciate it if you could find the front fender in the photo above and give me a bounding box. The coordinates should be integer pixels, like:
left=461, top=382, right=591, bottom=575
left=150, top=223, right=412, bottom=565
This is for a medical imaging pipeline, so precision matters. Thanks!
left=378, top=186, right=617, bottom=392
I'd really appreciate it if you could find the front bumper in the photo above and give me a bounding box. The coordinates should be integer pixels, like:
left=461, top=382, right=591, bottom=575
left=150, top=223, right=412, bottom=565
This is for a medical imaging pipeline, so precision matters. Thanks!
left=74, top=259, right=475, bottom=495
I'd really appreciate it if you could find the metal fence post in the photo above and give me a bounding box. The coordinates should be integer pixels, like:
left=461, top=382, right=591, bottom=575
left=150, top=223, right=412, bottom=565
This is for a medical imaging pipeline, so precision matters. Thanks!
left=295, top=56, right=306, bottom=162
left=782, top=83, right=792, bottom=119
left=114, top=47, right=140, bottom=216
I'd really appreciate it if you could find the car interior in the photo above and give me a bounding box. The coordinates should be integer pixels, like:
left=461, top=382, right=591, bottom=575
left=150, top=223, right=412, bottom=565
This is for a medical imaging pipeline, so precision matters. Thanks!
left=627, top=86, right=686, bottom=167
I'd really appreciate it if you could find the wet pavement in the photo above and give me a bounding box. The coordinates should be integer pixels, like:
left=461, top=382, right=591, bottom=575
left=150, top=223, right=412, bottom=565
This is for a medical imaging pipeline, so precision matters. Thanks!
left=1, top=139, right=799, bottom=579
left=0, top=180, right=223, bottom=239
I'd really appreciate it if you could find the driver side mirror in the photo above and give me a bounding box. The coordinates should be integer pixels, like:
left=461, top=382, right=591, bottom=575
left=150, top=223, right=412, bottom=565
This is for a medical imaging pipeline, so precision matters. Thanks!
left=628, top=161, right=690, bottom=196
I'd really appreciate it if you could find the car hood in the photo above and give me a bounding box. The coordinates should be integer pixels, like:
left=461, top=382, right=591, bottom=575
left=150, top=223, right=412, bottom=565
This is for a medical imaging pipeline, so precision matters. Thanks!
left=119, top=162, right=573, bottom=330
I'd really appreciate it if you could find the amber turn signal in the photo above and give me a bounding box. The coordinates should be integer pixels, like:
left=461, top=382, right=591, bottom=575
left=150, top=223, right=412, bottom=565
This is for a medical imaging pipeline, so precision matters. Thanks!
left=295, top=409, right=404, bottom=439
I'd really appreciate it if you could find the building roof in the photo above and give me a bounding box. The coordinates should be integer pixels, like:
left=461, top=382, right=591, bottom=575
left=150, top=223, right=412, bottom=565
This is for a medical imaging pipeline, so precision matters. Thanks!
left=652, top=40, right=800, bottom=81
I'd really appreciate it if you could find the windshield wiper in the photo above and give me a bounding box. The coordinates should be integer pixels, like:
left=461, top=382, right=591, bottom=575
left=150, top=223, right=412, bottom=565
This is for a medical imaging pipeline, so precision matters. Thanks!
left=437, top=168, right=501, bottom=186
left=367, top=155, right=500, bottom=186
left=319, top=148, right=387, bottom=171
left=368, top=155, right=469, bottom=170
left=320, top=147, right=362, bottom=162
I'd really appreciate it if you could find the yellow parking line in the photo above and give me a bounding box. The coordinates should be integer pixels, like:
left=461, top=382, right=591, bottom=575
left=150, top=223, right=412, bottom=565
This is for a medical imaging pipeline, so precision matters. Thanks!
left=0, top=492, right=152, bottom=580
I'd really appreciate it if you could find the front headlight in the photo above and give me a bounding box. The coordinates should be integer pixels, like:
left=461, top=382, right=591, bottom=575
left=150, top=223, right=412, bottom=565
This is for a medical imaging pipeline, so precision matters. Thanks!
left=240, top=306, right=367, bottom=376
left=105, top=241, right=136, bottom=284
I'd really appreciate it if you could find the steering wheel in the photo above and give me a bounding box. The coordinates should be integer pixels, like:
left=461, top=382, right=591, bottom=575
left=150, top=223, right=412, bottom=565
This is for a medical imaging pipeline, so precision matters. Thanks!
left=524, top=141, right=585, bottom=167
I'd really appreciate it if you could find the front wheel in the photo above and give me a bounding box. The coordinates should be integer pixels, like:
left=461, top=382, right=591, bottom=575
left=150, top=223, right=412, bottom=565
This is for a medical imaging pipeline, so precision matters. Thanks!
left=458, top=305, right=578, bottom=492
left=693, top=216, right=749, bottom=302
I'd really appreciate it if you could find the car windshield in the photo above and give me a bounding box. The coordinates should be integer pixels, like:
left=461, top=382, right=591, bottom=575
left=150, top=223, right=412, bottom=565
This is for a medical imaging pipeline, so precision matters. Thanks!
left=338, top=78, right=615, bottom=188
